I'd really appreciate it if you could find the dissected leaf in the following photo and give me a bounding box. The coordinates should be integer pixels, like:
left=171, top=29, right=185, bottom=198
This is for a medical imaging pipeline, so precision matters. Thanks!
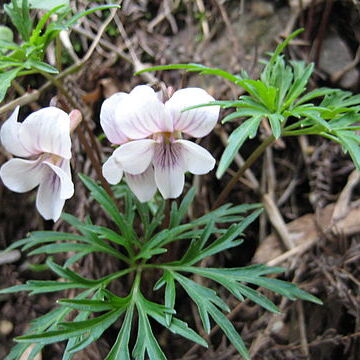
left=0, top=68, right=22, bottom=103
left=105, top=303, right=134, bottom=360
left=216, top=116, right=262, bottom=178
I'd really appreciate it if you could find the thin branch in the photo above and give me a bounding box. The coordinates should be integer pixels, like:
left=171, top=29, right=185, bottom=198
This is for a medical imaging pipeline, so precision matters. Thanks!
left=212, top=135, right=275, bottom=209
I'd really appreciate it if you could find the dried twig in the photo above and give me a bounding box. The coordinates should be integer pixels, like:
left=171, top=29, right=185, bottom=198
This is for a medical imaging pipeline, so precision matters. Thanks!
left=195, top=0, right=210, bottom=38
left=262, top=194, right=295, bottom=250
left=331, top=45, right=360, bottom=84
left=114, top=14, right=158, bottom=84
left=0, top=250, right=20, bottom=265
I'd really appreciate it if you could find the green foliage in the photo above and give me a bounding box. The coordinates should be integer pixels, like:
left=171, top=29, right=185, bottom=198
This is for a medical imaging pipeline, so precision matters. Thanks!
left=138, top=29, right=360, bottom=177
left=0, top=25, right=14, bottom=56
left=1, top=177, right=321, bottom=360
left=0, top=0, right=120, bottom=103
left=17, top=0, right=70, bottom=10
left=284, top=90, right=360, bottom=170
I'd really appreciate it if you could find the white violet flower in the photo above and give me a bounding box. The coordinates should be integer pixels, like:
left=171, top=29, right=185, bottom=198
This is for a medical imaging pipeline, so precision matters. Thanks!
left=100, top=85, right=220, bottom=202
left=0, top=106, right=74, bottom=221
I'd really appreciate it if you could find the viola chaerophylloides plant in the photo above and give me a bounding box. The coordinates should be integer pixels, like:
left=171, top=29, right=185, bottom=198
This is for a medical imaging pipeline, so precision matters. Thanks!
left=4, top=19, right=360, bottom=360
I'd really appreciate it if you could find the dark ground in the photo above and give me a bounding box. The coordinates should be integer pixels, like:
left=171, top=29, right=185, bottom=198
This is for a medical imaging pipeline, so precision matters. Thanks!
left=0, top=0, right=360, bottom=359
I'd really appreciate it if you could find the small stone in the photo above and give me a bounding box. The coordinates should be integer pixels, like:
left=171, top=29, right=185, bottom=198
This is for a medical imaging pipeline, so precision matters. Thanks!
left=319, top=31, right=360, bottom=89
left=0, top=320, right=13, bottom=335
left=251, top=1, right=274, bottom=18
left=289, top=0, right=313, bottom=9
left=271, top=320, right=289, bottom=343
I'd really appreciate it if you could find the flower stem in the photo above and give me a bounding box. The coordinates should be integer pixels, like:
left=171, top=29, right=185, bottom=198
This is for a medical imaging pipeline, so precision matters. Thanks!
left=212, top=135, right=275, bottom=209
left=162, top=199, right=171, bottom=229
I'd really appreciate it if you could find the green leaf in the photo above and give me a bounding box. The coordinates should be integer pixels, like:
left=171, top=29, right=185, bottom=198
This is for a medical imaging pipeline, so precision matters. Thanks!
left=28, top=243, right=94, bottom=255
left=236, top=283, right=279, bottom=313
left=0, top=281, right=90, bottom=295
left=194, top=203, right=262, bottom=225
left=187, top=208, right=262, bottom=265
left=6, top=230, right=90, bottom=254
left=79, top=174, right=138, bottom=244
left=183, top=264, right=285, bottom=278
left=173, top=272, right=249, bottom=358
left=268, top=29, right=304, bottom=66
left=153, top=312, right=207, bottom=348
left=135, top=247, right=167, bottom=260
left=300, top=110, right=331, bottom=131
left=5, top=290, right=93, bottom=360
left=180, top=266, right=281, bottom=313
left=0, top=26, right=14, bottom=42
left=29, top=4, right=66, bottom=46
left=221, top=107, right=268, bottom=123
left=25, top=294, right=119, bottom=358
left=237, top=276, right=322, bottom=305
left=267, top=113, right=284, bottom=139
left=20, top=225, right=129, bottom=263
left=296, top=87, right=338, bottom=106
left=0, top=57, right=24, bottom=68
left=25, top=59, right=59, bottom=73
left=0, top=26, right=14, bottom=55
left=82, top=224, right=130, bottom=249
left=179, top=220, right=215, bottom=265
left=162, top=271, right=176, bottom=326
left=62, top=292, right=106, bottom=358
left=135, top=63, right=242, bottom=84
left=13, top=0, right=69, bottom=10
left=0, top=67, right=22, bottom=103
left=133, top=305, right=167, bottom=360
left=46, top=258, right=99, bottom=286
left=16, top=310, right=123, bottom=344
left=216, top=116, right=262, bottom=178
left=138, top=223, right=195, bottom=258
left=328, top=112, right=360, bottom=129
left=208, top=305, right=250, bottom=360
left=142, top=198, right=165, bottom=242
left=238, top=79, right=277, bottom=111
left=58, top=299, right=114, bottom=312
left=261, top=56, right=293, bottom=108
left=63, top=325, right=93, bottom=358
left=105, top=303, right=134, bottom=360
left=283, top=62, right=314, bottom=107
left=4, top=0, right=32, bottom=41
left=335, top=130, right=360, bottom=171
left=173, top=272, right=229, bottom=333
left=140, top=294, right=207, bottom=348
left=169, top=187, right=196, bottom=228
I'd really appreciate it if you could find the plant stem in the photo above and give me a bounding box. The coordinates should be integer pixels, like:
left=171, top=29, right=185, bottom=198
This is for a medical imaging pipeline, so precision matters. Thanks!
left=40, top=71, right=113, bottom=197
left=55, top=36, right=62, bottom=72
left=162, top=199, right=171, bottom=229
left=212, top=135, right=275, bottom=209
left=102, top=267, right=136, bottom=287
left=131, top=268, right=142, bottom=297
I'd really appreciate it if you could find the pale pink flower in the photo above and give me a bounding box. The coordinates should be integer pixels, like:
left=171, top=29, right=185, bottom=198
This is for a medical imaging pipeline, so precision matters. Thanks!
left=100, top=85, right=219, bottom=202
left=0, top=106, right=74, bottom=221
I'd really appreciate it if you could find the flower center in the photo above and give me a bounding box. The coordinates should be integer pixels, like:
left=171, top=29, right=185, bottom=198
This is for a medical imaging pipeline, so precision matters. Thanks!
left=153, top=131, right=182, bottom=144
left=153, top=142, right=182, bottom=170
left=40, top=153, right=63, bottom=165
